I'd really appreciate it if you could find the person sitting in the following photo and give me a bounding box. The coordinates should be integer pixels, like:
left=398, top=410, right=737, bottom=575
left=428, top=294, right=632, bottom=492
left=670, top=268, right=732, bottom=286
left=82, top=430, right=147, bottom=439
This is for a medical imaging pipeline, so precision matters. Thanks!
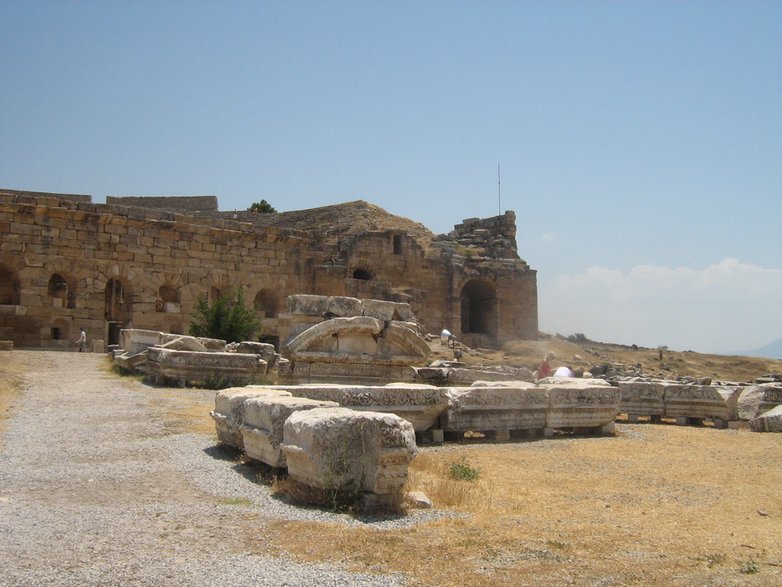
left=536, top=352, right=555, bottom=379
left=553, top=365, right=574, bottom=377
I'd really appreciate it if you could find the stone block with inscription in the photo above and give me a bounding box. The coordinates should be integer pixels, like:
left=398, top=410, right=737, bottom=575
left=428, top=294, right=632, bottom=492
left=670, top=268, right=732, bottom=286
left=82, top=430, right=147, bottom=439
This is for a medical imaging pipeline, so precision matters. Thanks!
left=618, top=381, right=666, bottom=417
left=442, top=384, right=547, bottom=432
left=663, top=384, right=740, bottom=421
left=282, top=407, right=416, bottom=501
left=240, top=395, right=339, bottom=467
left=542, top=383, right=620, bottom=431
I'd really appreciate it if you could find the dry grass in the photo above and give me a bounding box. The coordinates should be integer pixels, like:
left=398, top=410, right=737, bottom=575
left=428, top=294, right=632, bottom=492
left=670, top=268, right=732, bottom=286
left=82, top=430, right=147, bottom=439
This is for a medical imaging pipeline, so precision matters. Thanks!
left=267, top=428, right=782, bottom=586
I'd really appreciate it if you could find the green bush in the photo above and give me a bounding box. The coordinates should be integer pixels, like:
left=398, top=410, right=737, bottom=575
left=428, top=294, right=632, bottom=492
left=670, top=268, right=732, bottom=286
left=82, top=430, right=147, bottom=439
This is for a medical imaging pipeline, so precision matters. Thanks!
left=449, top=457, right=480, bottom=481
left=188, top=287, right=261, bottom=343
left=248, top=199, right=277, bottom=213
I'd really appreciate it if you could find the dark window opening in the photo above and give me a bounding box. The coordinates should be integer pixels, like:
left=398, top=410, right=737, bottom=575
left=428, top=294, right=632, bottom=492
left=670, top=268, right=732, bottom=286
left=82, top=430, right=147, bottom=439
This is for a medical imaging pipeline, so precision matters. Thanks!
left=353, top=268, right=373, bottom=280
left=393, top=235, right=403, bottom=255
left=51, top=327, right=61, bottom=340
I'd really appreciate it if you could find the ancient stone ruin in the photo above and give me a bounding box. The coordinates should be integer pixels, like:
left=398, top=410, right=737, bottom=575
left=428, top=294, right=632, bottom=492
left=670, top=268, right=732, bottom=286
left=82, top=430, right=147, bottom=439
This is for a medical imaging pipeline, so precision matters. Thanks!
left=0, top=189, right=537, bottom=351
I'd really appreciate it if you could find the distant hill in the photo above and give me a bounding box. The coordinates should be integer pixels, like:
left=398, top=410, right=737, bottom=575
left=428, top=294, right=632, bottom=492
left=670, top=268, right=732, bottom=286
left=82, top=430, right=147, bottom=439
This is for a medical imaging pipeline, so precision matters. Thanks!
left=733, top=338, right=782, bottom=360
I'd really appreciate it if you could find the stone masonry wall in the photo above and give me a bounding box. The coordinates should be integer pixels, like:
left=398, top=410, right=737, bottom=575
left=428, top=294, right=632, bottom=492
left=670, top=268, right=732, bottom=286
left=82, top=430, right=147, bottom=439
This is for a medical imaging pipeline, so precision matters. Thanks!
left=0, top=192, right=538, bottom=349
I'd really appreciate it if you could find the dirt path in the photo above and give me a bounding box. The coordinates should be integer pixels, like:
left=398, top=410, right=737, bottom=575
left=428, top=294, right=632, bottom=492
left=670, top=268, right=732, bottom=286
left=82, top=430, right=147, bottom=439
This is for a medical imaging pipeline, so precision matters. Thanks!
left=0, top=351, right=403, bottom=587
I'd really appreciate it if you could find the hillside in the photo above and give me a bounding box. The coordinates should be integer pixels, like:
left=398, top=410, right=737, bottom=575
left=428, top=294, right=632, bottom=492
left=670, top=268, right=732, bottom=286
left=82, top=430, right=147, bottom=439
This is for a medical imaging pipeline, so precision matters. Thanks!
left=432, top=333, right=782, bottom=383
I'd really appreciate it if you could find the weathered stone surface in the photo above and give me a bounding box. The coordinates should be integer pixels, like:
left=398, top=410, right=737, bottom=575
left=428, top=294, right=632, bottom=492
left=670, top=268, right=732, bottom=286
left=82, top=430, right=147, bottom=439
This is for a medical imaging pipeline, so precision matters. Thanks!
left=663, top=384, right=740, bottom=421
left=362, top=299, right=397, bottom=321
left=327, top=296, right=363, bottom=317
left=284, top=315, right=431, bottom=378
left=272, top=383, right=448, bottom=431
left=618, top=381, right=666, bottom=417
left=442, top=384, right=547, bottom=432
left=282, top=407, right=416, bottom=498
left=158, top=335, right=208, bottom=353
left=738, top=384, right=782, bottom=420
left=541, top=383, right=620, bottom=430
left=210, top=387, right=292, bottom=448
left=119, top=329, right=169, bottom=355
left=749, top=405, right=782, bottom=432
left=448, top=367, right=535, bottom=384
left=0, top=340, right=13, bottom=351
left=146, top=348, right=268, bottom=387
left=240, top=396, right=339, bottom=467
left=287, top=294, right=329, bottom=316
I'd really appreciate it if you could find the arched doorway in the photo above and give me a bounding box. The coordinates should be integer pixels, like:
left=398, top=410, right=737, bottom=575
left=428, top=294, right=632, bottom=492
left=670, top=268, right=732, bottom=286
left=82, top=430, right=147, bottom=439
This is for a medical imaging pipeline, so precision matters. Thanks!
left=253, top=289, right=278, bottom=318
left=460, top=279, right=497, bottom=338
left=0, top=265, right=20, bottom=305
left=105, top=278, right=130, bottom=346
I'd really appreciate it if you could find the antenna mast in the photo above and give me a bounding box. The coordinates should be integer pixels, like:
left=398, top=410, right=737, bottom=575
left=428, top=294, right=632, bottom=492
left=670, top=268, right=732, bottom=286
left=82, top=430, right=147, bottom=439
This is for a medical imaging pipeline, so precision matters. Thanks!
left=497, top=163, right=501, bottom=216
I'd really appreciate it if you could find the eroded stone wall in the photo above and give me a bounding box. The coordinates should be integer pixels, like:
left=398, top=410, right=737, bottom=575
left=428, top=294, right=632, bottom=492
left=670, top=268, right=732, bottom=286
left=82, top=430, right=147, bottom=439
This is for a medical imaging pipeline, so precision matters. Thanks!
left=0, top=192, right=538, bottom=349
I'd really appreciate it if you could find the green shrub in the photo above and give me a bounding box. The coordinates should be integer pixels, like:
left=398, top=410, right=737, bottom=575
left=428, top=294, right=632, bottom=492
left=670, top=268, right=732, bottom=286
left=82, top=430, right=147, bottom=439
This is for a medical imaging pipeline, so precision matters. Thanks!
left=449, top=457, right=480, bottom=481
left=188, top=287, right=261, bottom=343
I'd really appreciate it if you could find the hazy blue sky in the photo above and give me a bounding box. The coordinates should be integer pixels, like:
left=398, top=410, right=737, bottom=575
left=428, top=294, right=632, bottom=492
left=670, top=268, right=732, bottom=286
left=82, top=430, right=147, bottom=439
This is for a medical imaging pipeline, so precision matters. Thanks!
left=2, top=1, right=780, bottom=353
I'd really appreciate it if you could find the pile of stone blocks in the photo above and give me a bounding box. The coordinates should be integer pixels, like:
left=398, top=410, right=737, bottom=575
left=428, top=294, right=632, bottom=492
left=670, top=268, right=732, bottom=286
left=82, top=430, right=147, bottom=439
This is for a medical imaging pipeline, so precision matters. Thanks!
left=617, top=380, right=744, bottom=428
left=113, top=328, right=286, bottom=387
left=211, top=390, right=416, bottom=509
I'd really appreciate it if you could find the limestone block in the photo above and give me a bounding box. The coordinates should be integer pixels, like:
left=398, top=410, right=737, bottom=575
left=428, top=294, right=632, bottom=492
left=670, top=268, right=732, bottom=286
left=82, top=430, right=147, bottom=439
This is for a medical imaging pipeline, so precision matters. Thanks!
left=158, top=335, right=208, bottom=352
left=146, top=348, right=267, bottom=387
left=231, top=341, right=277, bottom=362
left=749, top=405, right=782, bottom=432
left=362, top=299, right=396, bottom=321
left=210, top=387, right=292, bottom=448
left=119, top=329, right=168, bottom=355
left=287, top=294, right=329, bottom=316
left=663, top=384, right=740, bottom=421
left=282, top=407, right=416, bottom=497
left=542, top=383, right=620, bottom=429
left=240, top=396, right=339, bottom=467
left=275, top=383, right=448, bottom=431
left=0, top=340, right=13, bottom=351
left=392, top=303, right=415, bottom=323
left=618, top=381, right=666, bottom=417
left=113, top=350, right=148, bottom=374
left=442, top=384, right=547, bottom=432
left=196, top=337, right=228, bottom=351
left=327, top=296, right=363, bottom=317
left=738, top=384, right=782, bottom=420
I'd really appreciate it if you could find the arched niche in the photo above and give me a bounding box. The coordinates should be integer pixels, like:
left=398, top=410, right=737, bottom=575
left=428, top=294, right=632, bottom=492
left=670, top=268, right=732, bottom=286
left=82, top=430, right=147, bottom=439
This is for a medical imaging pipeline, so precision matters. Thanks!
left=460, top=279, right=497, bottom=337
left=253, top=288, right=279, bottom=318
left=157, top=284, right=181, bottom=313
left=0, top=265, right=20, bottom=305
left=48, top=273, right=76, bottom=309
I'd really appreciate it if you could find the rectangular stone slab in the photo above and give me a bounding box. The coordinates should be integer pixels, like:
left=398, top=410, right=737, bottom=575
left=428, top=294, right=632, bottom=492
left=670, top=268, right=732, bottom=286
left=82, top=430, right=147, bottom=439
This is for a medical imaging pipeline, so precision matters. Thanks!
left=441, top=385, right=547, bottom=432
left=240, top=396, right=338, bottom=467
left=543, top=384, right=620, bottom=429
left=618, top=381, right=666, bottom=417
left=210, top=387, right=292, bottom=448
left=663, top=384, right=740, bottom=420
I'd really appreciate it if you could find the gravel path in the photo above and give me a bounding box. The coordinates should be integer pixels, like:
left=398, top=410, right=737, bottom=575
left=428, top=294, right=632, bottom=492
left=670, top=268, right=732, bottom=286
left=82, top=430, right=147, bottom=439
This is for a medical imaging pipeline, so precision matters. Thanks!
left=0, top=351, right=410, bottom=586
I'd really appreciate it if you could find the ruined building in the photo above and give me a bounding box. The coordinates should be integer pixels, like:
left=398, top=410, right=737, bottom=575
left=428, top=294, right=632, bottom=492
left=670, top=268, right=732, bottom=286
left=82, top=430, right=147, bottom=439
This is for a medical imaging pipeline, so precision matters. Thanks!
left=0, top=189, right=538, bottom=350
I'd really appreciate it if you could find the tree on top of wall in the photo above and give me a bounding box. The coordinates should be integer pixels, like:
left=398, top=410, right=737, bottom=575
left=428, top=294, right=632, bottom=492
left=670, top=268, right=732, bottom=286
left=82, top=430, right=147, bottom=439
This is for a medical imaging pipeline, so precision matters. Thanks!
left=189, top=287, right=261, bottom=343
left=248, top=199, right=277, bottom=214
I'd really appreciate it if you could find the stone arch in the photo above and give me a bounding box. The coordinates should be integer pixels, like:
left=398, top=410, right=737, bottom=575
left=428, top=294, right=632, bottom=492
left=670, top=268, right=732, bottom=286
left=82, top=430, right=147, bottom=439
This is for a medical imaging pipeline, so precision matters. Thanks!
left=157, top=284, right=181, bottom=313
left=0, top=264, right=20, bottom=305
left=460, top=278, right=497, bottom=337
left=253, top=288, right=279, bottom=318
left=48, top=272, right=76, bottom=309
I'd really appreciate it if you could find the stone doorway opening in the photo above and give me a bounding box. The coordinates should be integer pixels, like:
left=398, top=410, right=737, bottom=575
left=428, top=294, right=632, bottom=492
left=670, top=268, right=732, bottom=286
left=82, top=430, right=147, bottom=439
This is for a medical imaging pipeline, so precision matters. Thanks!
left=460, top=279, right=497, bottom=340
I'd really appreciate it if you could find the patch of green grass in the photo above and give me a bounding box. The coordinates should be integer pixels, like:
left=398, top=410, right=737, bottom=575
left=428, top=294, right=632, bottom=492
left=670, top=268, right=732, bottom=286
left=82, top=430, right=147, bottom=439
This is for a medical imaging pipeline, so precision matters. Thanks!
left=218, top=496, right=254, bottom=507
left=449, top=457, right=480, bottom=482
left=738, top=557, right=759, bottom=575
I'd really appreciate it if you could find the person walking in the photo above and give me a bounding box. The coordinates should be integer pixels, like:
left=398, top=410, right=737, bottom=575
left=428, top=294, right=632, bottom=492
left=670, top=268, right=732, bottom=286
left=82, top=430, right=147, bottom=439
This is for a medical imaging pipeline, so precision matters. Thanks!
left=75, top=328, right=87, bottom=352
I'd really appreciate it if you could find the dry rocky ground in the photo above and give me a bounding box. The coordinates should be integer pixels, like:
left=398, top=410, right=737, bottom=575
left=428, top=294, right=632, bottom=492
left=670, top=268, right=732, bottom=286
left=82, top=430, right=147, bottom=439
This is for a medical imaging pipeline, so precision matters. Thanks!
left=1, top=343, right=781, bottom=586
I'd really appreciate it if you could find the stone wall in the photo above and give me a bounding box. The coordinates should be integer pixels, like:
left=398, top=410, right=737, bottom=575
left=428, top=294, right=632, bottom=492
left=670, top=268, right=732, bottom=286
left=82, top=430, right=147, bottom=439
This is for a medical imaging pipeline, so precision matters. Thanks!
left=0, top=192, right=538, bottom=349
